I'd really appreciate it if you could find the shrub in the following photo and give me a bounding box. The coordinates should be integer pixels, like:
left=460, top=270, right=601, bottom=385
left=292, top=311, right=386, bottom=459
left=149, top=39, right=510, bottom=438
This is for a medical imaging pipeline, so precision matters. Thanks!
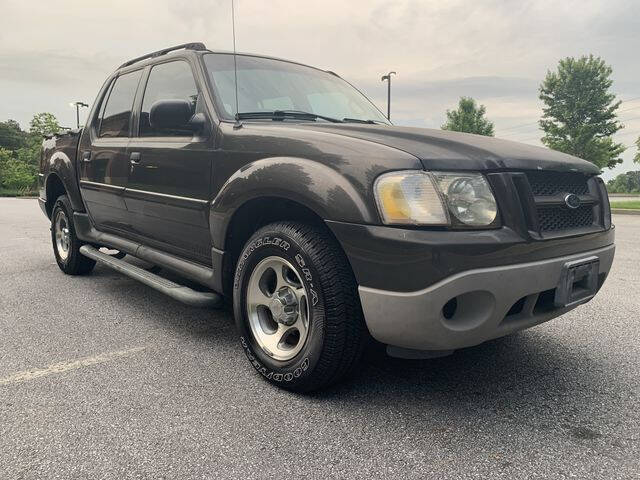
left=0, top=148, right=36, bottom=191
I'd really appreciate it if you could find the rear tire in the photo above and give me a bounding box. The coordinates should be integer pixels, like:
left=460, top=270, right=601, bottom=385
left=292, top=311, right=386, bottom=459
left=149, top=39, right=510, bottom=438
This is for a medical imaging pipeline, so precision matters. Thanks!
left=51, top=195, right=96, bottom=275
left=233, top=221, right=367, bottom=392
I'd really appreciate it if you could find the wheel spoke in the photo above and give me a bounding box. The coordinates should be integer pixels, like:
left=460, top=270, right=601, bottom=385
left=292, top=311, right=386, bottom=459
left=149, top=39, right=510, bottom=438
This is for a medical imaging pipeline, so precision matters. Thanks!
left=291, top=312, right=307, bottom=342
left=262, top=323, right=288, bottom=355
left=246, top=280, right=271, bottom=307
left=274, top=265, right=290, bottom=291
left=294, top=286, right=306, bottom=304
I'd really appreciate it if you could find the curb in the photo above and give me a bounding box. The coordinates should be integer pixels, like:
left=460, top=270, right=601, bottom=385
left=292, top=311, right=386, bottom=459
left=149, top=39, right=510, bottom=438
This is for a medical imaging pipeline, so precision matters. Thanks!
left=612, top=208, right=640, bottom=215
left=0, top=196, right=38, bottom=199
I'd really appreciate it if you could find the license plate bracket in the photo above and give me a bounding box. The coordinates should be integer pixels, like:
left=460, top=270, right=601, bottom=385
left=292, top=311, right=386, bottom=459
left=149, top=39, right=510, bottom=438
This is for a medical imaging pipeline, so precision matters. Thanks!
left=554, top=256, right=600, bottom=308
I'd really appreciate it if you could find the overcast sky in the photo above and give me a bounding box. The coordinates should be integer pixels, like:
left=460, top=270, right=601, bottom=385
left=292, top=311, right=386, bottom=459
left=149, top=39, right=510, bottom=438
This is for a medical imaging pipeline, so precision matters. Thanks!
left=1, top=0, right=639, bottom=179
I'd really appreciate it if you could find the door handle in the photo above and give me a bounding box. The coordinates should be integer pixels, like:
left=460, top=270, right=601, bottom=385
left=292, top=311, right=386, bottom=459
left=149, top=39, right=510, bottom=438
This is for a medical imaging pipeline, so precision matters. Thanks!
left=130, top=152, right=142, bottom=165
left=82, top=151, right=92, bottom=162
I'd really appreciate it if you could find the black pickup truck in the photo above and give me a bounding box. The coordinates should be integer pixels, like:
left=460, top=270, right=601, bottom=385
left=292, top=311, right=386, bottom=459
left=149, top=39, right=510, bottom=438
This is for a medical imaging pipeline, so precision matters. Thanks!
left=39, top=43, right=615, bottom=391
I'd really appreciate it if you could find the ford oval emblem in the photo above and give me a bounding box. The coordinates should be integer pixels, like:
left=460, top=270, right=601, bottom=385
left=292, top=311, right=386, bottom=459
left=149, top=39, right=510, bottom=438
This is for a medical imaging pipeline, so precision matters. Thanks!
left=564, top=193, right=581, bottom=209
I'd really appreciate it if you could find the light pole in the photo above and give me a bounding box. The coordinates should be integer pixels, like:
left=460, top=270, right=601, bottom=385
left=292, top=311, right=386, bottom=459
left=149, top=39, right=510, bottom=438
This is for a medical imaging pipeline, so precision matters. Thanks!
left=69, top=102, right=89, bottom=128
left=381, top=71, right=396, bottom=121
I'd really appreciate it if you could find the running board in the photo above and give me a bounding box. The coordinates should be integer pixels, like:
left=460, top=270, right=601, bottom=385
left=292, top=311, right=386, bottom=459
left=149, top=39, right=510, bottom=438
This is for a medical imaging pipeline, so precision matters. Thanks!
left=79, top=245, right=222, bottom=308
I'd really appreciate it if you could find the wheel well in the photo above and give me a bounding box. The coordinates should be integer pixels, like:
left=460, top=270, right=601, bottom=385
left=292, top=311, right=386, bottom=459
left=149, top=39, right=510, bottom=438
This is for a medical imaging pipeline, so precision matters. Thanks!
left=221, top=197, right=331, bottom=296
left=45, top=174, right=66, bottom=218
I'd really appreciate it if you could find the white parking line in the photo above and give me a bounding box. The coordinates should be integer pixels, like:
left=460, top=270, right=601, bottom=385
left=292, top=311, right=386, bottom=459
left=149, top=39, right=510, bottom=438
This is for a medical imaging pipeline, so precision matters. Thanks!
left=0, top=346, right=147, bottom=386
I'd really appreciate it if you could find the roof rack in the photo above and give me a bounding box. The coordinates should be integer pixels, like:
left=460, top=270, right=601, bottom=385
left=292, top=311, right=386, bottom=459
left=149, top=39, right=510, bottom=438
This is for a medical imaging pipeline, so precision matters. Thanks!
left=118, top=42, right=208, bottom=69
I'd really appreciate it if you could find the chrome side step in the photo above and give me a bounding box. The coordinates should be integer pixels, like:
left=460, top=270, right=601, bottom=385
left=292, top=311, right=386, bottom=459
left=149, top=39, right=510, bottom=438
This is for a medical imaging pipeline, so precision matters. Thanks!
left=72, top=212, right=218, bottom=290
left=79, top=245, right=222, bottom=308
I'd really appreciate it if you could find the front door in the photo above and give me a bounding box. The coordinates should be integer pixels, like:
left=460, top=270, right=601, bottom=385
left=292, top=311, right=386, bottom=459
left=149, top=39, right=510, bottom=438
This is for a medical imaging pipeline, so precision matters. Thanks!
left=78, top=69, right=143, bottom=232
left=123, top=60, right=213, bottom=264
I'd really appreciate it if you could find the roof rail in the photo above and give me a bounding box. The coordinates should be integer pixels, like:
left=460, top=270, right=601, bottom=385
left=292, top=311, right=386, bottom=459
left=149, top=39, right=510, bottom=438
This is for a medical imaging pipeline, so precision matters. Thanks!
left=118, top=42, right=208, bottom=69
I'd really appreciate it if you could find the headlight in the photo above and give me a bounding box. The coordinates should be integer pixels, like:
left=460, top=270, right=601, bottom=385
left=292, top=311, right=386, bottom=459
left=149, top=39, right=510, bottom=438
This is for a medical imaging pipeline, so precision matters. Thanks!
left=374, top=171, right=449, bottom=225
left=374, top=171, right=498, bottom=227
left=432, top=172, right=498, bottom=226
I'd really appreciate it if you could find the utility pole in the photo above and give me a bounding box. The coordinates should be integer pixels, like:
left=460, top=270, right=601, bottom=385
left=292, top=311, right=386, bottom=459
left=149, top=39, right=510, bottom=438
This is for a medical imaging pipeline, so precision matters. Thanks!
left=70, top=102, right=89, bottom=128
left=381, top=71, right=396, bottom=121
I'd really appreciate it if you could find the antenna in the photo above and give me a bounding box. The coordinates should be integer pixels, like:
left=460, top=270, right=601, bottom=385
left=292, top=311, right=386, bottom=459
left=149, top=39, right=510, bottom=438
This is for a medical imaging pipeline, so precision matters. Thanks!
left=231, top=0, right=242, bottom=128
left=381, top=71, right=396, bottom=121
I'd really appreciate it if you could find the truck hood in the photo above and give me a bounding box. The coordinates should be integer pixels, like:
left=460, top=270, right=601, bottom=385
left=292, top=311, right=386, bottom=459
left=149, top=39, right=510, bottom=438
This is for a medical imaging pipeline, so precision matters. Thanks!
left=300, top=124, right=601, bottom=174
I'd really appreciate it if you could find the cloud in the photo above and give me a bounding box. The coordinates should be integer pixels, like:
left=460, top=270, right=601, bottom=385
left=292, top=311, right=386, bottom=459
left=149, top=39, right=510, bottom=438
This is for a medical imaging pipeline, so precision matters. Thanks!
left=0, top=0, right=638, bottom=177
left=0, top=51, right=114, bottom=86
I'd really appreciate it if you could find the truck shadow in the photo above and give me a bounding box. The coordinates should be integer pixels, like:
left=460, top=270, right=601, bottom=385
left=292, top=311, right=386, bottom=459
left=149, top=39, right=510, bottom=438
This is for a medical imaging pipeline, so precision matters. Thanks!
left=90, top=263, right=615, bottom=441
left=309, top=330, right=617, bottom=442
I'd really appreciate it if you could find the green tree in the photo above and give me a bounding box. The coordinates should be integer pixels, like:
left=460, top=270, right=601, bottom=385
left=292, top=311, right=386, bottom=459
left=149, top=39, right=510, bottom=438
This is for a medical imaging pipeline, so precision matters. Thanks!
left=635, top=136, right=640, bottom=164
left=442, top=97, right=494, bottom=136
left=0, top=112, right=60, bottom=193
left=0, top=148, right=35, bottom=191
left=29, top=112, right=60, bottom=137
left=539, top=55, right=625, bottom=169
left=24, top=112, right=62, bottom=174
left=0, top=120, right=27, bottom=150
left=606, top=171, right=640, bottom=193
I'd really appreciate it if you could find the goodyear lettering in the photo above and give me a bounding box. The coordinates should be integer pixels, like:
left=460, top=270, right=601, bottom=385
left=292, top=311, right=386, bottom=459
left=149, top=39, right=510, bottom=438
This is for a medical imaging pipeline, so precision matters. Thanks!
left=239, top=337, right=309, bottom=383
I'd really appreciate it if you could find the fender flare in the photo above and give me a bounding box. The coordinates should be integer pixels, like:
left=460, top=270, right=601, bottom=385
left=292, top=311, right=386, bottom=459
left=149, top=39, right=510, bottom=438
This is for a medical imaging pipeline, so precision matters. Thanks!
left=209, top=157, right=377, bottom=250
left=44, top=149, right=84, bottom=213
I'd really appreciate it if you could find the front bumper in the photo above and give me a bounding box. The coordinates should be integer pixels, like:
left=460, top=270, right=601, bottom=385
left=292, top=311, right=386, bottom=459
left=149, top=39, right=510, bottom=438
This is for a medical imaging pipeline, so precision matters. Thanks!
left=326, top=221, right=615, bottom=292
left=358, top=244, right=615, bottom=351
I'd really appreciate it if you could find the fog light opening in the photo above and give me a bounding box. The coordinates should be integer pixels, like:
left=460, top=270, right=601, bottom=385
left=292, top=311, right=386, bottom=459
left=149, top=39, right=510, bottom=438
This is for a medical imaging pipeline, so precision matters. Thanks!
left=442, top=297, right=458, bottom=320
left=440, top=290, right=496, bottom=331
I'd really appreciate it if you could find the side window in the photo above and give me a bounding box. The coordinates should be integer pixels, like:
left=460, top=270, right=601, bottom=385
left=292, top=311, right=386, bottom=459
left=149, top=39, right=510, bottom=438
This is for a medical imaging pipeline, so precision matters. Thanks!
left=140, top=61, right=198, bottom=137
left=98, top=70, right=142, bottom=138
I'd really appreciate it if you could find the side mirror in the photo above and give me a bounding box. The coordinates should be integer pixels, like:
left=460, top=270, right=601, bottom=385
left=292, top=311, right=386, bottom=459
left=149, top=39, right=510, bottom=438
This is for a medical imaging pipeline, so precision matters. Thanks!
left=189, top=112, right=207, bottom=132
left=149, top=99, right=201, bottom=132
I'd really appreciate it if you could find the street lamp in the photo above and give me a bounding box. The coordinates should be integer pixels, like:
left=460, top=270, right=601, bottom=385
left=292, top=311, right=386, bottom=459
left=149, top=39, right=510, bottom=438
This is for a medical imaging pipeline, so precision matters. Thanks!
left=381, top=71, right=396, bottom=121
left=69, top=101, right=89, bottom=129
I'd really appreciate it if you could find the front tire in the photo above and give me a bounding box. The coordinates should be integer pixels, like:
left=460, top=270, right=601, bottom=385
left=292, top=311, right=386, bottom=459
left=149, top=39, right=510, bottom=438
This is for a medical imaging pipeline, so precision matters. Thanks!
left=233, top=222, right=367, bottom=392
left=51, top=195, right=96, bottom=275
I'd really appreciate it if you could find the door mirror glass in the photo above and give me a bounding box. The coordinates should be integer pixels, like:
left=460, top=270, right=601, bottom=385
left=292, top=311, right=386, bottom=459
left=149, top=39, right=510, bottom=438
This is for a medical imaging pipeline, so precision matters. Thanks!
left=149, top=99, right=195, bottom=133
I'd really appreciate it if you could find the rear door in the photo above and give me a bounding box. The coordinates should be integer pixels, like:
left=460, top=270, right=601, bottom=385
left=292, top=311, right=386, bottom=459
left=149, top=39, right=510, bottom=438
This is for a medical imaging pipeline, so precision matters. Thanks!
left=78, top=69, right=143, bottom=231
left=123, top=59, right=213, bottom=264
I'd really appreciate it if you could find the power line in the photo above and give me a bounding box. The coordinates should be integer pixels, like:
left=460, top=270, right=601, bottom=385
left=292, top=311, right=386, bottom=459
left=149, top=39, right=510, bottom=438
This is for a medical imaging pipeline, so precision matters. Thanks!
left=511, top=135, right=543, bottom=143
left=616, top=129, right=640, bottom=140
left=619, top=95, right=640, bottom=104
left=499, top=126, right=539, bottom=138
left=618, top=103, right=640, bottom=114
left=495, top=95, right=640, bottom=136
left=497, top=120, right=539, bottom=133
left=508, top=121, right=640, bottom=142
left=516, top=135, right=639, bottom=149
left=509, top=130, right=640, bottom=144
left=498, top=108, right=640, bottom=141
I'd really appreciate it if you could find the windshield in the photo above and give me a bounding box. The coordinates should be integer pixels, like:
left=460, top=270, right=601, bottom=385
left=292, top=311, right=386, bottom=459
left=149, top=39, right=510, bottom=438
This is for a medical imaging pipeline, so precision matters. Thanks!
left=203, top=53, right=390, bottom=124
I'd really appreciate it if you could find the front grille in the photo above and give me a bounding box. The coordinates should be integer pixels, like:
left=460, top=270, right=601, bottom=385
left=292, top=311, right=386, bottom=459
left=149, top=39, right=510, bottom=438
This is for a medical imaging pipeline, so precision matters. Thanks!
left=526, top=171, right=590, bottom=196
left=536, top=204, right=594, bottom=232
left=509, top=170, right=601, bottom=236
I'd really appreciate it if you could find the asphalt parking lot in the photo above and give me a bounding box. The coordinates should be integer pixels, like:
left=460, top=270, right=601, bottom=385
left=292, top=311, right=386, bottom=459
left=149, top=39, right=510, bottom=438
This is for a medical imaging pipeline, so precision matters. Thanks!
left=1, top=198, right=639, bottom=479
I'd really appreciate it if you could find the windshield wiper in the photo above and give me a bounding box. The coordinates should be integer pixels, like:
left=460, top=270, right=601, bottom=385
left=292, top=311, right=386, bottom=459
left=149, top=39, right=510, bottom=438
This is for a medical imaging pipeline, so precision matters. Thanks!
left=236, top=110, right=343, bottom=123
left=342, top=118, right=387, bottom=125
